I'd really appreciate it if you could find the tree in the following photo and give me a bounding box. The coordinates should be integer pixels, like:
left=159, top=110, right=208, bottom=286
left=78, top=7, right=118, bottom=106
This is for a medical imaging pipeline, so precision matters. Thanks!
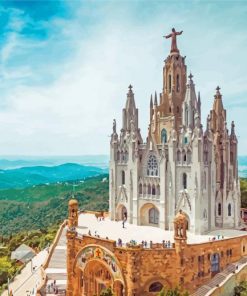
left=157, top=287, right=189, bottom=296
left=234, top=281, right=247, bottom=296
left=100, top=287, right=114, bottom=296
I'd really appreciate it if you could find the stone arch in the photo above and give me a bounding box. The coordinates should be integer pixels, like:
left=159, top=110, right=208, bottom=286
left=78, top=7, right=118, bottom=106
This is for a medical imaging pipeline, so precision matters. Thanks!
left=74, top=244, right=126, bottom=295
left=116, top=204, right=127, bottom=221
left=140, top=203, right=160, bottom=226
left=143, top=277, right=172, bottom=295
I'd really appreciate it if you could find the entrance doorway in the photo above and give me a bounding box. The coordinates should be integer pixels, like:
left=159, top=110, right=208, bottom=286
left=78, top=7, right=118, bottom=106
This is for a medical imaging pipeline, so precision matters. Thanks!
left=116, top=205, right=127, bottom=221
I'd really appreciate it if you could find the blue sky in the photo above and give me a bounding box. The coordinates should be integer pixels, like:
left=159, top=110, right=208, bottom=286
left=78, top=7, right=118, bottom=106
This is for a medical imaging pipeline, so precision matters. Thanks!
left=0, top=0, right=246, bottom=155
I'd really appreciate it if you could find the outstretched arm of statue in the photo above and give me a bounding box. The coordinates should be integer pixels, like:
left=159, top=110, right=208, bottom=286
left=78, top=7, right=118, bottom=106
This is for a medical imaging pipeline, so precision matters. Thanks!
left=164, top=33, right=172, bottom=39
left=176, top=30, right=183, bottom=35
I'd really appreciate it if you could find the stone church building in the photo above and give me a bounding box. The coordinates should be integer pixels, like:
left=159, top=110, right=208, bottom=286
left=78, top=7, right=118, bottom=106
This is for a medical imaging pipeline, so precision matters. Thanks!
left=109, top=29, right=241, bottom=234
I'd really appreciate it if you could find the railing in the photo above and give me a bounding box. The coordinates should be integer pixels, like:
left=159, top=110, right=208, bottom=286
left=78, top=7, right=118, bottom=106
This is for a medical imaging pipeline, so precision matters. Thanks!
left=36, top=219, right=67, bottom=296
left=139, top=193, right=160, bottom=201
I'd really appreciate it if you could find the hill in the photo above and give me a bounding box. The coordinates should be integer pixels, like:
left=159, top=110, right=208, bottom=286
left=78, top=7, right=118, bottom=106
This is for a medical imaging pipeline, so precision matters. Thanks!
left=0, top=174, right=109, bottom=236
left=0, top=163, right=107, bottom=189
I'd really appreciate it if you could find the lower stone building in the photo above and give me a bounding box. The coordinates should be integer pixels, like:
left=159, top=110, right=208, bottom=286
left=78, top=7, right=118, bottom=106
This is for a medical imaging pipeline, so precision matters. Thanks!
left=66, top=200, right=247, bottom=296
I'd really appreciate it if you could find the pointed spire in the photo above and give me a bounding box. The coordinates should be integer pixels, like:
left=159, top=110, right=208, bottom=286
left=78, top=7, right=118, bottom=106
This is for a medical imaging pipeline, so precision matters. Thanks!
left=231, top=121, right=235, bottom=134
left=154, top=91, right=158, bottom=105
left=150, top=94, right=153, bottom=107
left=198, top=92, right=201, bottom=105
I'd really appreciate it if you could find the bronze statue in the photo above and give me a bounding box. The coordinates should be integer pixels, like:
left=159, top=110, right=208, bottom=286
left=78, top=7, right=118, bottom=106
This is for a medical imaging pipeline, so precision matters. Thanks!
left=164, top=28, right=183, bottom=53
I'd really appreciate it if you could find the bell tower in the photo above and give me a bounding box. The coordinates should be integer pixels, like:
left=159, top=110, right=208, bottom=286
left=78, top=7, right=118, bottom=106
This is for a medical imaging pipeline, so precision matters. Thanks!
left=150, top=28, right=187, bottom=143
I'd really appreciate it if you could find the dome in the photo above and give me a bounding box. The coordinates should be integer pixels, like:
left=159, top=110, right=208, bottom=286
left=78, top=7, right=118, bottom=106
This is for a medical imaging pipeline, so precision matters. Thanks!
left=69, top=199, right=78, bottom=206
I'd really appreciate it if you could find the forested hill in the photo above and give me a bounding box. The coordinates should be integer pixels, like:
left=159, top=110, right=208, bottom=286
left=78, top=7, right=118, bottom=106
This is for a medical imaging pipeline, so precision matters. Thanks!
left=0, top=175, right=109, bottom=236
left=0, top=163, right=107, bottom=189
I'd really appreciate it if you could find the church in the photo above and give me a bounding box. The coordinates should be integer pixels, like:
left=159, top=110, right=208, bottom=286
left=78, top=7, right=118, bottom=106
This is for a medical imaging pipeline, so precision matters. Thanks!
left=109, top=28, right=241, bottom=234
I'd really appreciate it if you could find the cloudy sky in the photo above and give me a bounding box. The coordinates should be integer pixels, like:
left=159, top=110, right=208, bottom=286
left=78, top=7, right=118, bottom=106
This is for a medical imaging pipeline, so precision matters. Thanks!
left=0, top=0, right=246, bottom=156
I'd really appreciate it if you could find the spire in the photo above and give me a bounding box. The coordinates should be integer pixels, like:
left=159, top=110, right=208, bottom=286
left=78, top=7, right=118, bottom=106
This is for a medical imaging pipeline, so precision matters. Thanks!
left=182, top=72, right=199, bottom=128
left=213, top=86, right=224, bottom=115
left=188, top=72, right=193, bottom=84
left=150, top=94, right=153, bottom=107
left=122, top=84, right=138, bottom=132
left=125, top=84, right=136, bottom=110
left=198, top=91, right=201, bottom=116
left=154, top=91, right=158, bottom=106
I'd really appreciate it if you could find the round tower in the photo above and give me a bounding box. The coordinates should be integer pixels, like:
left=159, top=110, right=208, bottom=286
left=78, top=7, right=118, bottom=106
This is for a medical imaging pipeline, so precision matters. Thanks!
left=68, top=198, right=78, bottom=229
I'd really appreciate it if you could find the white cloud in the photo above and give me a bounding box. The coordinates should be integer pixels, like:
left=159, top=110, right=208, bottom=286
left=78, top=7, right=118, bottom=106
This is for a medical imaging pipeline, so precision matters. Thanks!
left=0, top=1, right=246, bottom=155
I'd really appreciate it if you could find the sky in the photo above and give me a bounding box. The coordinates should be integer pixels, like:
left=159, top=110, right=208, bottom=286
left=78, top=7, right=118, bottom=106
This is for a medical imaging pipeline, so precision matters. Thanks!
left=0, top=0, right=246, bottom=156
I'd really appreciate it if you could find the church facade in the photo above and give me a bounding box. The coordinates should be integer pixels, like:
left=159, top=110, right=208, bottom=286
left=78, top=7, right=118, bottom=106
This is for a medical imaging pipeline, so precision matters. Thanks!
left=109, top=29, right=241, bottom=234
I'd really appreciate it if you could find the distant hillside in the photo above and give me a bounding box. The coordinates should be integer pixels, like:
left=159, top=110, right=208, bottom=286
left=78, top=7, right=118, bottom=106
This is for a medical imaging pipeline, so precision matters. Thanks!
left=0, top=163, right=108, bottom=189
left=0, top=155, right=109, bottom=169
left=0, top=175, right=109, bottom=235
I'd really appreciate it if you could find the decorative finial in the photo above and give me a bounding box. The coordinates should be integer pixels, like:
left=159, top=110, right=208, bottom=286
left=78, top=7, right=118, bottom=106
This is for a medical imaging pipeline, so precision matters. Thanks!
left=216, top=86, right=221, bottom=95
left=164, top=28, right=183, bottom=54
left=188, top=73, right=193, bottom=80
left=128, top=84, right=133, bottom=92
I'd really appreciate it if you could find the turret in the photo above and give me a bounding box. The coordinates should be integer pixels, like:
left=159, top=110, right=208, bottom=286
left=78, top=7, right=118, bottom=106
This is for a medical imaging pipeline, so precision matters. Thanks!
left=210, top=86, right=226, bottom=133
left=68, top=199, right=78, bottom=229
left=122, top=85, right=139, bottom=132
left=182, top=73, right=200, bottom=129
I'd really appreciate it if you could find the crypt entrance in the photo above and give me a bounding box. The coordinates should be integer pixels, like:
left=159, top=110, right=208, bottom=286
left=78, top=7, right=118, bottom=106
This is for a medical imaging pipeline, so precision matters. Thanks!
left=76, top=245, right=125, bottom=296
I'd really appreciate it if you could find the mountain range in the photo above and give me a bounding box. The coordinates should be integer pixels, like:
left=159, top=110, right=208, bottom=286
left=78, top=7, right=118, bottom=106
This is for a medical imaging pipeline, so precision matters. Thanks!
left=0, top=163, right=108, bottom=189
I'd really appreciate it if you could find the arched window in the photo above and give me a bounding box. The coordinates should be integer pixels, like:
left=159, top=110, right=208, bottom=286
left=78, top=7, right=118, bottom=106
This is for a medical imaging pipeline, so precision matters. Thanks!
left=185, top=106, right=188, bottom=126
left=184, top=137, right=188, bottom=144
left=183, top=153, right=187, bottom=162
left=139, top=183, right=142, bottom=194
left=143, top=184, right=147, bottom=195
left=228, top=204, right=232, bottom=216
left=168, top=74, right=172, bottom=93
left=230, top=152, right=234, bottom=164
left=182, top=173, right=187, bottom=189
left=218, top=203, right=222, bottom=216
left=169, top=106, right=172, bottom=113
left=149, top=208, right=159, bottom=224
left=161, top=129, right=167, bottom=143
left=157, top=184, right=160, bottom=195
left=176, top=74, right=180, bottom=92
left=177, top=106, right=180, bottom=113
left=148, top=184, right=151, bottom=195
left=147, top=155, right=158, bottom=176
left=177, top=150, right=181, bottom=162
left=152, top=185, right=156, bottom=195
left=149, top=282, right=163, bottom=292
left=121, top=171, right=125, bottom=185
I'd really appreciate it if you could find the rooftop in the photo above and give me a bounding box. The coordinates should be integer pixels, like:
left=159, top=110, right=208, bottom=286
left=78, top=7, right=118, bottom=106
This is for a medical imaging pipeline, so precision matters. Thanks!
left=76, top=213, right=247, bottom=245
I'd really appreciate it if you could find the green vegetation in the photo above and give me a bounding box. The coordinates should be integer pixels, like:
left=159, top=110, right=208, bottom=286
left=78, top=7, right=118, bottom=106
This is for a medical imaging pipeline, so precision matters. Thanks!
left=0, top=174, right=109, bottom=236
left=241, top=179, right=247, bottom=208
left=100, top=287, right=114, bottom=296
left=0, top=224, right=58, bottom=294
left=157, top=287, right=189, bottom=296
left=234, top=281, right=247, bottom=295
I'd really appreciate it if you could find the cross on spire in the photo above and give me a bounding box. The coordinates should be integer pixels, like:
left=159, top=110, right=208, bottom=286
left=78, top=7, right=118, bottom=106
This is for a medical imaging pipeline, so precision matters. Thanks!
left=128, top=84, right=133, bottom=92
left=216, top=86, right=221, bottom=96
left=188, top=73, right=193, bottom=80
